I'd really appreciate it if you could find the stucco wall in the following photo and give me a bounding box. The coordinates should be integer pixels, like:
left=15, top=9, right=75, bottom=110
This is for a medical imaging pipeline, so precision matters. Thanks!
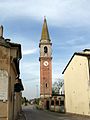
left=0, top=46, right=10, bottom=120
left=64, top=55, right=90, bottom=115
left=0, top=101, right=7, bottom=119
left=8, top=62, right=17, bottom=120
left=9, top=51, right=21, bottom=120
left=14, top=92, right=22, bottom=119
left=0, top=45, right=22, bottom=120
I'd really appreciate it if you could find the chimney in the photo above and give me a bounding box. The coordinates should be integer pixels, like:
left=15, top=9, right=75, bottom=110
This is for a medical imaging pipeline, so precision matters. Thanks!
left=0, top=25, right=3, bottom=37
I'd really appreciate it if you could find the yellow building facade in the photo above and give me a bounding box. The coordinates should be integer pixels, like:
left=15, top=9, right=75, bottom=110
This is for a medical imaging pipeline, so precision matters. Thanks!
left=63, top=49, right=90, bottom=116
left=0, top=26, right=23, bottom=120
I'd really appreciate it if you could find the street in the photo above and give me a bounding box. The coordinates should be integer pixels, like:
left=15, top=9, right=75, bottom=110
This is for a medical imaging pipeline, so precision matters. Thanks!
left=17, top=105, right=90, bottom=120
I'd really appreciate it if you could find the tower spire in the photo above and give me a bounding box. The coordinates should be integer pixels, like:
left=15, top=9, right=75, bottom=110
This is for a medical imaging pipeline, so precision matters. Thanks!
left=41, top=17, right=50, bottom=41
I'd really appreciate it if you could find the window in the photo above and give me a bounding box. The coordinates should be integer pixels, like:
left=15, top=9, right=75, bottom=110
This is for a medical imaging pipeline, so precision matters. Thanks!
left=46, top=83, right=47, bottom=88
left=56, top=100, right=59, bottom=105
left=60, top=101, right=64, bottom=106
left=44, top=46, right=48, bottom=53
left=51, top=100, right=54, bottom=105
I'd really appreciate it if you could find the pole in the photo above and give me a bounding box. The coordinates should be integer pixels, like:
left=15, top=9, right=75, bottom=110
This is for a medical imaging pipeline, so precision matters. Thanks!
left=36, top=85, right=38, bottom=98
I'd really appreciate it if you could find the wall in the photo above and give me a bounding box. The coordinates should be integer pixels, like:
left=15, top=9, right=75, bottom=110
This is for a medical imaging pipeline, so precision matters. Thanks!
left=9, top=48, right=21, bottom=120
left=64, top=55, right=90, bottom=115
left=8, top=61, right=17, bottom=120
left=40, top=58, right=52, bottom=97
left=0, top=45, right=22, bottom=120
left=0, top=46, right=10, bottom=120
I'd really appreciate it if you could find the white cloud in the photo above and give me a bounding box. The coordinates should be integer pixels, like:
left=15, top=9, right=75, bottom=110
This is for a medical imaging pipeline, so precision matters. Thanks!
left=22, top=48, right=37, bottom=55
left=56, top=35, right=90, bottom=50
left=0, top=0, right=90, bottom=27
left=20, top=61, right=40, bottom=99
left=20, top=61, right=40, bottom=81
left=20, top=62, right=39, bottom=74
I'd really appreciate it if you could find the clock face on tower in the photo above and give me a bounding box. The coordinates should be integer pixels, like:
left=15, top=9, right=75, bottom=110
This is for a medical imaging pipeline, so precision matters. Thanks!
left=43, top=61, right=49, bottom=66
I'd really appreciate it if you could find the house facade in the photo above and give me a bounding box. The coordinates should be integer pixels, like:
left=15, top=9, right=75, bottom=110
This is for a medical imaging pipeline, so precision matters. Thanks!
left=62, top=49, right=90, bottom=116
left=0, top=26, right=23, bottom=120
left=50, top=95, right=65, bottom=112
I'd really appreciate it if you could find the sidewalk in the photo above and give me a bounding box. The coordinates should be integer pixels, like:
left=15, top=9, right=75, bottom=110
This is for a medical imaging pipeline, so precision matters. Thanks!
left=16, top=111, right=26, bottom=120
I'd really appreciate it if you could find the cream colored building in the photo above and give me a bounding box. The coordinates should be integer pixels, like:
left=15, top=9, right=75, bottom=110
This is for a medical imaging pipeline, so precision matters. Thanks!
left=62, top=49, right=90, bottom=116
left=0, top=26, right=23, bottom=120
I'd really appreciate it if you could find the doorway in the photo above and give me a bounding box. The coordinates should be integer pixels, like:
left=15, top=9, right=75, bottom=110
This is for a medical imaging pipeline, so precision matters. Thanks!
left=46, top=100, right=49, bottom=110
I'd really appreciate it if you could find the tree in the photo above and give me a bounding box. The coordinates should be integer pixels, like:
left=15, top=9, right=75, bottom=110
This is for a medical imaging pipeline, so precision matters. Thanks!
left=52, top=78, right=64, bottom=95
left=22, top=97, right=28, bottom=106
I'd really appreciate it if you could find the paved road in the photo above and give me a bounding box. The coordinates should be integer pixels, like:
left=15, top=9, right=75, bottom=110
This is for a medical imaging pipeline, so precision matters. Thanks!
left=20, top=105, right=90, bottom=120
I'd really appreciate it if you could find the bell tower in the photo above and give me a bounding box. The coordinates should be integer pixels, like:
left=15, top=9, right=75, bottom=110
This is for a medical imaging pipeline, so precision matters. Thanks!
left=39, top=17, right=52, bottom=99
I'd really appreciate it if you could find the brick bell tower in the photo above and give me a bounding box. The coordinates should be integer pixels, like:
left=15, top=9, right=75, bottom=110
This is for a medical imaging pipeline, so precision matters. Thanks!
left=39, top=17, right=52, bottom=101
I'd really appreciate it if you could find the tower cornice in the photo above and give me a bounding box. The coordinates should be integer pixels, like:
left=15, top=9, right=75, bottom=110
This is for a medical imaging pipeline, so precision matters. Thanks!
left=39, top=57, right=52, bottom=61
left=39, top=42, right=52, bottom=48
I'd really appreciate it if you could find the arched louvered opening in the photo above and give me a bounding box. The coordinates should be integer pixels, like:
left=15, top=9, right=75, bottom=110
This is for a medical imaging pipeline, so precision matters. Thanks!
left=44, top=46, right=48, bottom=53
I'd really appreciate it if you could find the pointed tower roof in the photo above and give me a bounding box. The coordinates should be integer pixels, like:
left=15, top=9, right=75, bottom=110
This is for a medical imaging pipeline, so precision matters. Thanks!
left=41, top=17, right=50, bottom=41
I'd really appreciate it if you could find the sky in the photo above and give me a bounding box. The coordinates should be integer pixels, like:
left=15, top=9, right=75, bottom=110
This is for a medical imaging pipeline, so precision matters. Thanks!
left=0, top=0, right=90, bottom=99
